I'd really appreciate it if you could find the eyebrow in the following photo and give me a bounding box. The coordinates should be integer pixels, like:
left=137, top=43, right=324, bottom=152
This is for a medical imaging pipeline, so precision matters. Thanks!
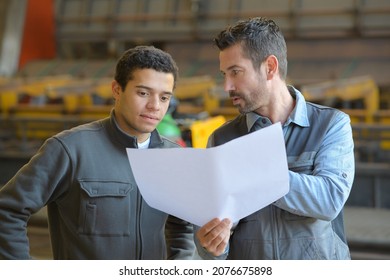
left=135, top=85, right=173, bottom=95
left=221, top=64, right=242, bottom=73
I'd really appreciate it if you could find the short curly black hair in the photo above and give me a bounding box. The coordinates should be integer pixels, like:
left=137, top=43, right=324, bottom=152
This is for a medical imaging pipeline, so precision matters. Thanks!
left=114, top=45, right=179, bottom=90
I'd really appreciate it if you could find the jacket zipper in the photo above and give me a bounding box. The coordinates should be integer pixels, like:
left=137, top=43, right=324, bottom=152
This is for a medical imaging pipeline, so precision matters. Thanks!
left=136, top=189, right=143, bottom=259
left=271, top=205, right=280, bottom=259
left=271, top=123, right=291, bottom=259
left=134, top=141, right=143, bottom=260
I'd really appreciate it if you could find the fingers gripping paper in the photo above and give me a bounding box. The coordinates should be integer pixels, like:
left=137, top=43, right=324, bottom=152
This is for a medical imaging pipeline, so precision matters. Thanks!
left=126, top=122, right=289, bottom=227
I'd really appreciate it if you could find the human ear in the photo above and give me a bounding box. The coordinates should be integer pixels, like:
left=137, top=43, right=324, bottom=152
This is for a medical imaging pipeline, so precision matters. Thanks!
left=111, top=80, right=121, bottom=99
left=265, top=55, right=278, bottom=79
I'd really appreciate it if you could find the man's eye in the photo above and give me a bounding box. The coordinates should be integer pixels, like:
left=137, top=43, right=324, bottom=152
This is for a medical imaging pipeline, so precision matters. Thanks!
left=138, top=91, right=148, bottom=96
left=232, top=69, right=240, bottom=76
left=161, top=95, right=171, bottom=102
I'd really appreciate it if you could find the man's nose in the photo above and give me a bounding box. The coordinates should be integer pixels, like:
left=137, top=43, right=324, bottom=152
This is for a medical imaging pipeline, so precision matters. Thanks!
left=147, top=96, right=160, bottom=110
left=223, top=77, right=235, bottom=92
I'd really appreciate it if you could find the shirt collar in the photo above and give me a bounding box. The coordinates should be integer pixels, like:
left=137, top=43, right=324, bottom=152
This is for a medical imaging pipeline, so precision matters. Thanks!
left=287, top=86, right=310, bottom=127
left=246, top=85, right=310, bottom=132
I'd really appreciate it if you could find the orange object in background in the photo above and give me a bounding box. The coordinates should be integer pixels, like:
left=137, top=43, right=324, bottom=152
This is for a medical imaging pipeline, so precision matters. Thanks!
left=18, top=0, right=56, bottom=69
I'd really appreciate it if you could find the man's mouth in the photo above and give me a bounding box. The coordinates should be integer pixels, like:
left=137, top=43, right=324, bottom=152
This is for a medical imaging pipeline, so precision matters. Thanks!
left=230, top=93, right=242, bottom=105
left=141, top=114, right=159, bottom=122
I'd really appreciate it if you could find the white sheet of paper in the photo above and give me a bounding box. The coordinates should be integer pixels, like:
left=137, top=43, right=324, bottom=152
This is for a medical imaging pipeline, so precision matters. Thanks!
left=126, top=122, right=289, bottom=226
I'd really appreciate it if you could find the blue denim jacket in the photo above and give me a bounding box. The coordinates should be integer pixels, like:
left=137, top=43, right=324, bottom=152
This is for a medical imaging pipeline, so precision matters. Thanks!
left=197, top=86, right=355, bottom=259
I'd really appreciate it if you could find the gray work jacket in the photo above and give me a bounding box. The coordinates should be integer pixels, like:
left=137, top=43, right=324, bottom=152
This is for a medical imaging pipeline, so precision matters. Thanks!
left=196, top=88, right=354, bottom=260
left=0, top=111, right=195, bottom=259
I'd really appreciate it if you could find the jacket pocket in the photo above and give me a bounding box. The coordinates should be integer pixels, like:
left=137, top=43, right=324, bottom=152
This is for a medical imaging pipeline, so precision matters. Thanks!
left=288, top=151, right=316, bottom=174
left=78, top=180, right=134, bottom=236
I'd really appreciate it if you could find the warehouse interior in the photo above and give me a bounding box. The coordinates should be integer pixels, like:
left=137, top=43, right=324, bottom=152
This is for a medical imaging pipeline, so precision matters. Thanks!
left=0, top=0, right=390, bottom=260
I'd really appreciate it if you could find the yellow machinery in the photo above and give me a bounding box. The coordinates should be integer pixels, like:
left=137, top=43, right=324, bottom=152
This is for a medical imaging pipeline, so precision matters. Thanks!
left=0, top=78, right=86, bottom=141
left=174, top=75, right=219, bottom=115
left=301, top=75, right=381, bottom=123
left=301, top=75, right=390, bottom=158
left=173, top=75, right=238, bottom=121
left=190, top=115, right=226, bottom=148
left=0, top=76, right=109, bottom=142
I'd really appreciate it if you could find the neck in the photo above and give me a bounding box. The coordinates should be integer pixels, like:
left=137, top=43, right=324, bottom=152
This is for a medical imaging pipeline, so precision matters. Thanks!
left=255, top=85, right=295, bottom=124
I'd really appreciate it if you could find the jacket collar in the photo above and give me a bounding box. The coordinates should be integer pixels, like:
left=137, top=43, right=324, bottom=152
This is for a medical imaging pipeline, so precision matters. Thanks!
left=246, top=85, right=310, bottom=131
left=286, top=86, right=310, bottom=128
left=106, top=109, right=164, bottom=148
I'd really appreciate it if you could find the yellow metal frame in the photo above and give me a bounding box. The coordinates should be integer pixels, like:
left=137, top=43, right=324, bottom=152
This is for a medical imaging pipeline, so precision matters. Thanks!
left=301, top=75, right=380, bottom=123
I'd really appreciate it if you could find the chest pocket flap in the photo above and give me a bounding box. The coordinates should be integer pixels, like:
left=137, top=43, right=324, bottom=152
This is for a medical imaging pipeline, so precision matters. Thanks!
left=288, top=151, right=316, bottom=173
left=79, top=180, right=133, bottom=197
